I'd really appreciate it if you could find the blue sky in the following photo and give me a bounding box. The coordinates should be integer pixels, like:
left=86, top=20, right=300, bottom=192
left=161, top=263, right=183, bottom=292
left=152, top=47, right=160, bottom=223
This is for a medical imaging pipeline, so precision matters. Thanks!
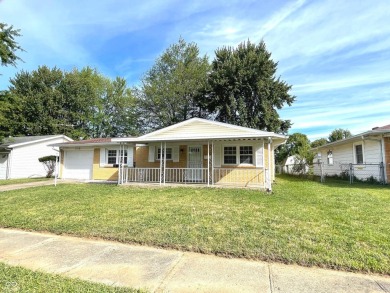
left=1, top=0, right=389, bottom=140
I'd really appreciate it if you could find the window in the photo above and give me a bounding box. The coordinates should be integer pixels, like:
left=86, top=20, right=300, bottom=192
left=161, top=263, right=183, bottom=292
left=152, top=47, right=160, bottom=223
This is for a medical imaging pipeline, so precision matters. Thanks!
left=107, top=150, right=127, bottom=164
left=224, top=146, right=254, bottom=165
left=240, top=146, right=253, bottom=164
left=224, top=146, right=237, bottom=164
left=355, top=144, right=363, bottom=164
left=327, top=150, right=333, bottom=165
left=157, top=148, right=172, bottom=160
left=107, top=150, right=117, bottom=164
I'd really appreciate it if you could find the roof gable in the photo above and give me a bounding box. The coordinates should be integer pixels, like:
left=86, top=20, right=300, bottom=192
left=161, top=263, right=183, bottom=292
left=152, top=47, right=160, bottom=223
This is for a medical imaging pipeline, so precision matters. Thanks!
left=1, top=135, right=73, bottom=148
left=138, top=118, right=277, bottom=140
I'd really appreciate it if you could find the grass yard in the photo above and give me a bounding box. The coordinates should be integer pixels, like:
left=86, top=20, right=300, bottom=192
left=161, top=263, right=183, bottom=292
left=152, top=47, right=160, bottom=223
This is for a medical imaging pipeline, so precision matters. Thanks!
left=0, top=177, right=50, bottom=186
left=0, top=262, right=144, bottom=292
left=0, top=175, right=389, bottom=275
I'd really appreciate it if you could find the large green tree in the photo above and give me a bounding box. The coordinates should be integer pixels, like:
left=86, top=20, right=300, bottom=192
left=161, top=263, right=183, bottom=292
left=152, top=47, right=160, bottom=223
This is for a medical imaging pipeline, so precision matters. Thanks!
left=328, top=128, right=352, bottom=142
left=3, top=66, right=138, bottom=139
left=276, top=133, right=312, bottom=164
left=0, top=23, right=24, bottom=69
left=310, top=138, right=328, bottom=148
left=206, top=40, right=295, bottom=133
left=138, top=37, right=210, bottom=131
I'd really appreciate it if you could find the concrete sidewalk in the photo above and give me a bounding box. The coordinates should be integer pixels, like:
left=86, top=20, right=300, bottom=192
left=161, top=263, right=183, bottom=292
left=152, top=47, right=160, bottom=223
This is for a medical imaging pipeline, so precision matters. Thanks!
left=0, top=229, right=389, bottom=293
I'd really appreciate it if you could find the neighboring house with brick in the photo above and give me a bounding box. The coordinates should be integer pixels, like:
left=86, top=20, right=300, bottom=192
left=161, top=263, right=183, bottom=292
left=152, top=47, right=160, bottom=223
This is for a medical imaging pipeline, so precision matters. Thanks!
left=311, top=124, right=390, bottom=183
left=56, top=118, right=287, bottom=190
left=0, top=135, right=73, bottom=179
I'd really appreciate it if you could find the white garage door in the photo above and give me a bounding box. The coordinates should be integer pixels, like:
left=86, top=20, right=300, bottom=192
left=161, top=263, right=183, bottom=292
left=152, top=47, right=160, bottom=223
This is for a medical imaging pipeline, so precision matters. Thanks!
left=63, top=150, right=93, bottom=180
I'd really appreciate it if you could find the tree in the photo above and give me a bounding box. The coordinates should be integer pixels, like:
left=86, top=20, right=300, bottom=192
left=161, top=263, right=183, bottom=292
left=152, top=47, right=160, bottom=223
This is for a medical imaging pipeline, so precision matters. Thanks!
left=138, top=37, right=210, bottom=131
left=38, top=155, right=57, bottom=178
left=206, top=40, right=295, bottom=133
left=311, top=138, right=328, bottom=148
left=276, top=133, right=312, bottom=164
left=0, top=23, right=24, bottom=69
left=3, top=66, right=138, bottom=139
left=328, top=128, right=352, bottom=142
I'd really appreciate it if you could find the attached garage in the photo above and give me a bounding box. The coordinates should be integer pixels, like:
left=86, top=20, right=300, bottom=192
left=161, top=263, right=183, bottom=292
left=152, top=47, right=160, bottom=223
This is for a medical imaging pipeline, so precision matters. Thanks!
left=63, top=150, right=93, bottom=180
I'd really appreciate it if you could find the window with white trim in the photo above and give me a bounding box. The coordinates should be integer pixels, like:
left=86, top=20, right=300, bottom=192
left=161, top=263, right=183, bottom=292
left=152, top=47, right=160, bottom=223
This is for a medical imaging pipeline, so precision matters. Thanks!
left=107, top=150, right=117, bottom=164
left=327, top=150, right=333, bottom=165
left=223, top=146, right=254, bottom=165
left=107, top=150, right=127, bottom=164
left=240, top=146, right=253, bottom=164
left=223, top=146, right=237, bottom=164
left=354, top=144, right=363, bottom=164
left=157, top=148, right=172, bottom=160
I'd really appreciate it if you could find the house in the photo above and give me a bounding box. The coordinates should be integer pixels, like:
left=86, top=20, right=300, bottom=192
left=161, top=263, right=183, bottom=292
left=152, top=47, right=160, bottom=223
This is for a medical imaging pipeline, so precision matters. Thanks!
left=282, top=155, right=309, bottom=175
left=311, top=124, right=390, bottom=183
left=56, top=118, right=287, bottom=190
left=0, top=135, right=73, bottom=179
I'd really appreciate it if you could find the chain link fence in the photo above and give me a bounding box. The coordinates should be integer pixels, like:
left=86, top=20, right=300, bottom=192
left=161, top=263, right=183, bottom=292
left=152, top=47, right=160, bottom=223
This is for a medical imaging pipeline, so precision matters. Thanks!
left=276, top=162, right=386, bottom=184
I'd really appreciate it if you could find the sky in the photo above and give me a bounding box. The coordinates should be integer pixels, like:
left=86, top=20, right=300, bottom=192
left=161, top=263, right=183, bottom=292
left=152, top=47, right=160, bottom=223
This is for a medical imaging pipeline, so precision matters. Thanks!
left=1, top=0, right=389, bottom=140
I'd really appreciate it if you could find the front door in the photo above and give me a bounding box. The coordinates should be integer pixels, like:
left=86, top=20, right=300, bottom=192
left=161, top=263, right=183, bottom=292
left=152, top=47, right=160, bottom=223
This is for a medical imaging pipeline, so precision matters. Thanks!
left=187, top=146, right=202, bottom=181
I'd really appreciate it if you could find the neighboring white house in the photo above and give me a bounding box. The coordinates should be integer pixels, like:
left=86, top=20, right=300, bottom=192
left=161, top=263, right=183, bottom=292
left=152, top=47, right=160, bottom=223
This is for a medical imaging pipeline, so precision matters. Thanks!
left=0, top=135, right=73, bottom=179
left=282, top=155, right=309, bottom=174
left=311, top=124, right=390, bottom=183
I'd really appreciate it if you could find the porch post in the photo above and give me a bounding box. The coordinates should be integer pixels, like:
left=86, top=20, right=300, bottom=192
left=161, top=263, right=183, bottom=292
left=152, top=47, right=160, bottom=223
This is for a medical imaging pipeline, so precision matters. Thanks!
left=163, top=141, right=167, bottom=185
left=159, top=142, right=163, bottom=185
left=207, top=140, right=209, bottom=186
left=118, top=143, right=121, bottom=185
left=212, top=140, right=214, bottom=185
left=267, top=137, right=272, bottom=192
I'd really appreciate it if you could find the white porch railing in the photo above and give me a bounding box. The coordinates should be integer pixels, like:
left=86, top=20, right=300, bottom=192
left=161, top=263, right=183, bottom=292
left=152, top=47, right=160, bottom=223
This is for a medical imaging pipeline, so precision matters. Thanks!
left=127, top=168, right=160, bottom=182
left=126, top=167, right=265, bottom=186
left=165, top=168, right=208, bottom=183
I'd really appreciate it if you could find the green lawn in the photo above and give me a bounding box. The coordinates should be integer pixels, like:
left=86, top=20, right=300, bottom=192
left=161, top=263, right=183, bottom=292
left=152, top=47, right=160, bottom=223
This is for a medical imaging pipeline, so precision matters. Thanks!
left=0, top=262, right=144, bottom=292
left=0, top=177, right=50, bottom=186
left=0, top=175, right=389, bottom=275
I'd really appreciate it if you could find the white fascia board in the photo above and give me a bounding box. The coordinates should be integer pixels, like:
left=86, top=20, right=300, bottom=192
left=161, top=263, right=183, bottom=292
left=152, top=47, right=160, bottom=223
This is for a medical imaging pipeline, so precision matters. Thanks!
left=310, top=131, right=389, bottom=151
left=116, top=134, right=286, bottom=143
left=8, top=135, right=73, bottom=148
left=57, top=142, right=135, bottom=148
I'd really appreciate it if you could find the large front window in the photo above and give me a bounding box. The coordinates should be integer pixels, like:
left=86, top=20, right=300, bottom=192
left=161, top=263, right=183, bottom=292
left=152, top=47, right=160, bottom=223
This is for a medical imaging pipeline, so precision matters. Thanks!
left=224, top=146, right=253, bottom=165
left=240, top=146, right=253, bottom=164
left=223, top=146, right=237, bottom=164
left=107, top=150, right=127, bottom=164
left=157, top=148, right=172, bottom=160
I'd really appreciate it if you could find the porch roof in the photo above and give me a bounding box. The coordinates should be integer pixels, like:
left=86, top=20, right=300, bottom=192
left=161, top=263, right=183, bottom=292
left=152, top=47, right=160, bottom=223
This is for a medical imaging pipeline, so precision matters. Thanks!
left=112, top=118, right=286, bottom=145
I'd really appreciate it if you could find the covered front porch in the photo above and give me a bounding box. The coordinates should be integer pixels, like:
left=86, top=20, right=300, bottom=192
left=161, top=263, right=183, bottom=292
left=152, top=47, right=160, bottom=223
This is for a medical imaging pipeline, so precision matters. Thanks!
left=116, top=140, right=273, bottom=190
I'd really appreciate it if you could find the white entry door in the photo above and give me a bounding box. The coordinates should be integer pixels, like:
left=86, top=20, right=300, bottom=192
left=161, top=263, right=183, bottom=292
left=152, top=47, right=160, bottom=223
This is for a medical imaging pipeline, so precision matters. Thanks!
left=187, top=146, right=202, bottom=181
